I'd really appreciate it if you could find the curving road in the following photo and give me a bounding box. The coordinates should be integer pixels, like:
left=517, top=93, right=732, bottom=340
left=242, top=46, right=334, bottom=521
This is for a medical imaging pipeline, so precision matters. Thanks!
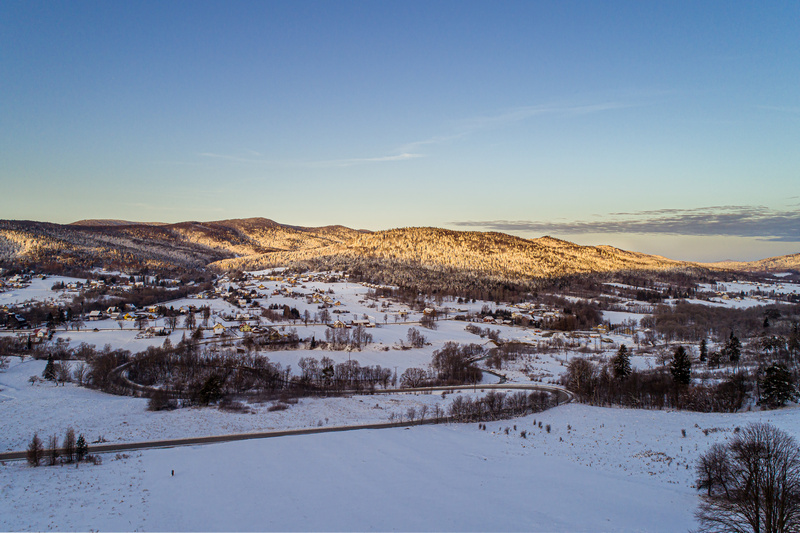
left=0, top=382, right=572, bottom=462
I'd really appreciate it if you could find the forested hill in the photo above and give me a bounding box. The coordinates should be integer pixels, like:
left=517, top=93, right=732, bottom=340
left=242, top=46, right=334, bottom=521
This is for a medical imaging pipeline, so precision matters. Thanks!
left=211, top=226, right=693, bottom=283
left=3, top=219, right=793, bottom=290
left=704, top=253, right=800, bottom=273
left=0, top=218, right=362, bottom=272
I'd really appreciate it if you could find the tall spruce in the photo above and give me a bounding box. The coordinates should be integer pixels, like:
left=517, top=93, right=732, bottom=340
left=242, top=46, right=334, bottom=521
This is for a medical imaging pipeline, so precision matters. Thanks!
left=670, top=345, right=692, bottom=386
left=725, top=332, right=741, bottom=367
left=76, top=434, right=88, bottom=461
left=612, top=344, right=632, bottom=379
left=42, top=355, right=56, bottom=381
left=760, top=363, right=798, bottom=409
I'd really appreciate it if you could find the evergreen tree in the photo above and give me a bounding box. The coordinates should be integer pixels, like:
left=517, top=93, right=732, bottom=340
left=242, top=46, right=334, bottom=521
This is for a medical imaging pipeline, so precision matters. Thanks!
left=724, top=332, right=741, bottom=367
left=611, top=344, right=632, bottom=379
left=760, top=363, right=798, bottom=409
left=42, top=355, right=56, bottom=381
left=699, top=338, right=708, bottom=363
left=670, top=345, right=692, bottom=386
left=789, top=323, right=800, bottom=360
left=197, top=374, right=223, bottom=405
left=75, top=434, right=88, bottom=461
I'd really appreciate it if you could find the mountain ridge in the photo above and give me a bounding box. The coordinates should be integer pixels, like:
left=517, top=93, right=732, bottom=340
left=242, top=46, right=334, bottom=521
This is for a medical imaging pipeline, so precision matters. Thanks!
left=2, top=219, right=798, bottom=281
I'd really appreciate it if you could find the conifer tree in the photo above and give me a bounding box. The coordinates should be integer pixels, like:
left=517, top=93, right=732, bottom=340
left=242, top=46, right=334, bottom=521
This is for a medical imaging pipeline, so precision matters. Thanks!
left=612, top=344, right=632, bottom=379
left=76, top=434, right=88, bottom=461
left=760, top=363, right=798, bottom=409
left=725, top=332, right=741, bottom=367
left=789, top=323, right=800, bottom=359
left=670, top=345, right=692, bottom=386
left=42, top=355, right=56, bottom=381
left=699, top=338, right=708, bottom=363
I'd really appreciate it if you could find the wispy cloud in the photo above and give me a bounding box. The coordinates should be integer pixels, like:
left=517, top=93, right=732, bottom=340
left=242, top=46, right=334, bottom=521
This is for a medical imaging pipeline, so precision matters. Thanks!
left=198, top=152, right=268, bottom=164
left=462, top=102, right=634, bottom=130
left=199, top=101, right=632, bottom=168
left=453, top=205, right=800, bottom=242
left=198, top=151, right=423, bottom=168
left=312, top=152, right=423, bottom=167
left=400, top=101, right=636, bottom=152
left=757, top=105, right=800, bottom=114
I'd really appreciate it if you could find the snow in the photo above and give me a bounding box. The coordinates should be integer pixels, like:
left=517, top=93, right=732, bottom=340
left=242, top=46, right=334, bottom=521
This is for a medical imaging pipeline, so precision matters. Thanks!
left=701, top=280, right=800, bottom=296
left=0, top=276, right=86, bottom=307
left=602, top=310, right=642, bottom=325
left=7, top=402, right=800, bottom=531
left=0, top=357, right=502, bottom=452
left=5, top=271, right=800, bottom=530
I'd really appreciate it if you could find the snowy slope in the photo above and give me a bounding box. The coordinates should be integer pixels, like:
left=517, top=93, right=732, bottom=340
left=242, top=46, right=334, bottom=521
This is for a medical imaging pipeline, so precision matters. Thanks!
left=1, top=414, right=694, bottom=532
left=5, top=398, right=800, bottom=531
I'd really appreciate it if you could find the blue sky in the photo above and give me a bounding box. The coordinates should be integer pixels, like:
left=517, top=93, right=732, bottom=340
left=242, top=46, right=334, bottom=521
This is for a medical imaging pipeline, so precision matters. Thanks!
left=1, top=1, right=798, bottom=261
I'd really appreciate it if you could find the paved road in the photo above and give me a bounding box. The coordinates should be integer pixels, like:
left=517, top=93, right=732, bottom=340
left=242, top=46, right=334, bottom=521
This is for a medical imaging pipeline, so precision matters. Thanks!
left=0, top=382, right=572, bottom=462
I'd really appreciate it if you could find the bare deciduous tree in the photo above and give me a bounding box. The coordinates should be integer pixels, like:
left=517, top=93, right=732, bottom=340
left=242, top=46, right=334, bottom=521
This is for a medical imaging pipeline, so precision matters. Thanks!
left=695, top=423, right=800, bottom=533
left=62, top=428, right=76, bottom=463
left=26, top=433, right=43, bottom=467
left=406, top=327, right=426, bottom=348
left=47, top=433, right=60, bottom=466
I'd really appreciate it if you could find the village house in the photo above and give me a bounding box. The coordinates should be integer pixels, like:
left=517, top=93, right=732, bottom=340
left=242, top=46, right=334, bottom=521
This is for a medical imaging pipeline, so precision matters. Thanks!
left=30, top=327, right=50, bottom=344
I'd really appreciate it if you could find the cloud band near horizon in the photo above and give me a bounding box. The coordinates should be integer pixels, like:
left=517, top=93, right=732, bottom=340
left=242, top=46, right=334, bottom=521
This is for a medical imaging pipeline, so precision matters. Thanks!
left=453, top=206, right=800, bottom=242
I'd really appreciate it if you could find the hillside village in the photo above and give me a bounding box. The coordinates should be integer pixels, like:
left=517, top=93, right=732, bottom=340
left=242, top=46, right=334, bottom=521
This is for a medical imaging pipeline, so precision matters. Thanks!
left=2, top=264, right=800, bottom=531
left=3, top=264, right=797, bottom=338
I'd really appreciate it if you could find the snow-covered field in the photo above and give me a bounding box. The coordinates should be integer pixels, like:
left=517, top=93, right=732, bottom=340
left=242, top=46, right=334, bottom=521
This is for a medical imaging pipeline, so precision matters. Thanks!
left=0, top=358, right=500, bottom=452
left=3, top=272, right=800, bottom=531
left=5, top=401, right=800, bottom=531
left=0, top=276, right=86, bottom=307
left=700, top=280, right=800, bottom=296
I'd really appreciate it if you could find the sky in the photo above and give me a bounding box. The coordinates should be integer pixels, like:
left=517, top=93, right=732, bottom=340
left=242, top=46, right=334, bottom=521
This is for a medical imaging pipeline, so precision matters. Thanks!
left=1, top=1, right=798, bottom=262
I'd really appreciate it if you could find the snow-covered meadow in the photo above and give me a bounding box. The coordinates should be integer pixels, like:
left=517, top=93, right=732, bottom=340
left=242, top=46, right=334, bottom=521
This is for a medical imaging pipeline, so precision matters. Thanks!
left=5, top=401, right=800, bottom=531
